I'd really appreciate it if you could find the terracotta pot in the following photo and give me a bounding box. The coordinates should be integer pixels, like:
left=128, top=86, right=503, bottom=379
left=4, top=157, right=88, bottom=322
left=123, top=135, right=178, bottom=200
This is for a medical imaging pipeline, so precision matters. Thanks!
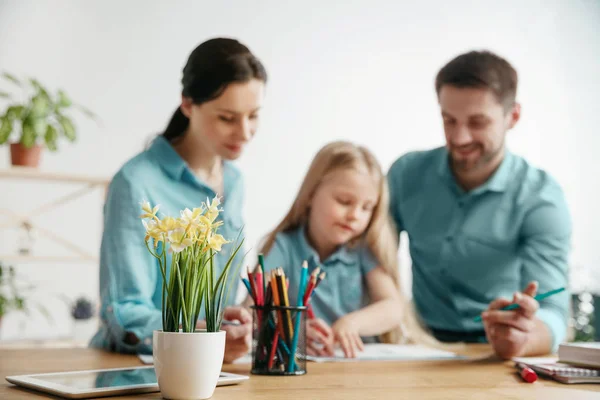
left=10, top=143, right=42, bottom=167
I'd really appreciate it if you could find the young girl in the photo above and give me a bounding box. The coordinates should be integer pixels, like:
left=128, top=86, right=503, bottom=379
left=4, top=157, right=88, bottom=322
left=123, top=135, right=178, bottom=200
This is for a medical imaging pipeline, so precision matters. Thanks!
left=257, top=141, right=423, bottom=358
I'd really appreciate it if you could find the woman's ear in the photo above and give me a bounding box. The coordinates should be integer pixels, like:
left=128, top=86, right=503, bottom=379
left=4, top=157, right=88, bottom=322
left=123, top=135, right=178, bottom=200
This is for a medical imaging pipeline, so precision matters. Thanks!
left=180, top=95, right=193, bottom=118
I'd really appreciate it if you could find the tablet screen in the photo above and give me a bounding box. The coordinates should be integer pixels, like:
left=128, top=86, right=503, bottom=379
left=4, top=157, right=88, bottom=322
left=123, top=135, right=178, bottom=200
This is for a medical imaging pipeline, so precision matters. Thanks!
left=32, top=367, right=156, bottom=390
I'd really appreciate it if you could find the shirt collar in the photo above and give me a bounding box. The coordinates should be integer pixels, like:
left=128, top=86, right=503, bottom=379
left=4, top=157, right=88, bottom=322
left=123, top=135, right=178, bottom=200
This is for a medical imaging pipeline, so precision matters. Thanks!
left=436, top=148, right=453, bottom=181
left=294, top=225, right=356, bottom=267
left=147, top=135, right=188, bottom=181
left=436, top=147, right=514, bottom=194
left=474, top=150, right=514, bottom=193
left=147, top=135, right=240, bottom=198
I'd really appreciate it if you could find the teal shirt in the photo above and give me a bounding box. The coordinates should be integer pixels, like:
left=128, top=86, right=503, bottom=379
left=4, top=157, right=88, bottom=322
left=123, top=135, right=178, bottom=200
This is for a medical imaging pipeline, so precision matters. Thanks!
left=262, top=226, right=378, bottom=328
left=387, top=147, right=571, bottom=350
left=90, top=136, right=245, bottom=354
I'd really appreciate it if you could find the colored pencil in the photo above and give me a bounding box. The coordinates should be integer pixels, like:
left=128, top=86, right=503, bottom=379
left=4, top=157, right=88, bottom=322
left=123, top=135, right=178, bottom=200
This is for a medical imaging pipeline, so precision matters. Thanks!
left=473, top=287, right=566, bottom=322
left=258, top=254, right=266, bottom=302
left=268, top=330, right=280, bottom=370
left=288, top=261, right=308, bottom=372
left=277, top=269, right=294, bottom=344
left=256, top=264, right=264, bottom=306
left=270, top=272, right=285, bottom=339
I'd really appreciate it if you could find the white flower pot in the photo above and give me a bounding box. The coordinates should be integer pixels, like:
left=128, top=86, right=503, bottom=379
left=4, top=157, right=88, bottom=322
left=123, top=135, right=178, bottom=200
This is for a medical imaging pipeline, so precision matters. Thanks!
left=153, top=330, right=226, bottom=400
left=71, top=318, right=98, bottom=345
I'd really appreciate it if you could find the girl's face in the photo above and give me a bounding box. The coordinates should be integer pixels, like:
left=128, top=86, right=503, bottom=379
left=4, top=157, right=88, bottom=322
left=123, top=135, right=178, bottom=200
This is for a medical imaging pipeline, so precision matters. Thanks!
left=307, top=167, right=379, bottom=250
left=181, top=78, right=265, bottom=160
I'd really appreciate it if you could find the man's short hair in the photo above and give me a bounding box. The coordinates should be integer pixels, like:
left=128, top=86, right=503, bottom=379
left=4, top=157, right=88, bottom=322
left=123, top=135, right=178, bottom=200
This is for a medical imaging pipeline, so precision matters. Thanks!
left=435, top=50, right=518, bottom=110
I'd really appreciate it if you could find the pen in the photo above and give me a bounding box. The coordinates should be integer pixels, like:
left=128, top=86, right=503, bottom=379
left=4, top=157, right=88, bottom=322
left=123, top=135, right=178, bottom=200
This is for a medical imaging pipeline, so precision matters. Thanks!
left=474, top=287, right=565, bottom=322
left=516, top=363, right=538, bottom=383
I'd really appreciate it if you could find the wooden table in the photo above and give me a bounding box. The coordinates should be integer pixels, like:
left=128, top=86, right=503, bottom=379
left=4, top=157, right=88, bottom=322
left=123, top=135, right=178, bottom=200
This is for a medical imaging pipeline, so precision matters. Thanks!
left=1, top=346, right=599, bottom=399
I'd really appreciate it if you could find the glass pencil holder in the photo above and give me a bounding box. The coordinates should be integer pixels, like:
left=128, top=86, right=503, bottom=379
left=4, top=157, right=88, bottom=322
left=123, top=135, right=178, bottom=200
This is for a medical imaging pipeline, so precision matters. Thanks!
left=250, top=305, right=307, bottom=376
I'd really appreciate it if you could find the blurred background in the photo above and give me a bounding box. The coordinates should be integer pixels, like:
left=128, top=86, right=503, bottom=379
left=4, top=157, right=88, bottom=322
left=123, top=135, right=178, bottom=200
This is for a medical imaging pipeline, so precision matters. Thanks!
left=0, top=0, right=598, bottom=346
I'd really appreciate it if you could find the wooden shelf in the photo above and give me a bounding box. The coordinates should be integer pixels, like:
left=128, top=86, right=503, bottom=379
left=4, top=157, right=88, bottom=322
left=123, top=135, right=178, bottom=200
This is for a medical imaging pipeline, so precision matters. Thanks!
left=0, top=166, right=110, bottom=185
left=0, top=337, right=90, bottom=349
left=0, top=255, right=97, bottom=264
left=0, top=168, right=108, bottom=264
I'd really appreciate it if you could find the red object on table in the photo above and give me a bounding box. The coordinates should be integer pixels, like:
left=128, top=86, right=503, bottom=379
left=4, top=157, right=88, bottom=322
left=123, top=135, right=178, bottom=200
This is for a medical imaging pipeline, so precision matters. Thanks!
left=517, top=363, right=538, bottom=383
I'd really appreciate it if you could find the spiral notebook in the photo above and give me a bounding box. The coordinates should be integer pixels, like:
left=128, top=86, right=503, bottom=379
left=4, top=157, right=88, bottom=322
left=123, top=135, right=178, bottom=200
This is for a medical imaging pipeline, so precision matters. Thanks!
left=513, top=357, right=600, bottom=384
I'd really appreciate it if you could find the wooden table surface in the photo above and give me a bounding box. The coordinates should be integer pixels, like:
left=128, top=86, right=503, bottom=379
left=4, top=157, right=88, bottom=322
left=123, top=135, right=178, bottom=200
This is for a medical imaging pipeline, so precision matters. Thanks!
left=1, top=346, right=599, bottom=399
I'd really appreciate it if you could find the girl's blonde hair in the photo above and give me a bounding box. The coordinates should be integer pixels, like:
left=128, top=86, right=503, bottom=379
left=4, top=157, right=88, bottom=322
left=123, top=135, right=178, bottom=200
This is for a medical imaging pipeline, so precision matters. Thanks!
left=261, top=141, right=442, bottom=346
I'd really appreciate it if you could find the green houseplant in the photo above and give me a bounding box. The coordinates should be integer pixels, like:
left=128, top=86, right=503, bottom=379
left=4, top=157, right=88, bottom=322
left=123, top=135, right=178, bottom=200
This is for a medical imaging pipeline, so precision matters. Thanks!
left=0, top=261, right=49, bottom=331
left=0, top=72, right=96, bottom=167
left=140, top=196, right=245, bottom=400
left=0, top=263, right=27, bottom=325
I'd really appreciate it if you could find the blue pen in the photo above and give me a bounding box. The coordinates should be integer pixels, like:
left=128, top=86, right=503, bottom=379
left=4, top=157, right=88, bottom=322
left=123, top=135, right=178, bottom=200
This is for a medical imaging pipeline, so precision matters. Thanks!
left=288, top=261, right=308, bottom=372
left=473, top=287, right=566, bottom=322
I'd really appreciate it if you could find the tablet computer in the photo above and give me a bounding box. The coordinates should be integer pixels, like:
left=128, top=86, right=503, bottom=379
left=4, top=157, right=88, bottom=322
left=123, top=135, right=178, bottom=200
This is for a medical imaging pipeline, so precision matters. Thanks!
left=6, top=365, right=249, bottom=399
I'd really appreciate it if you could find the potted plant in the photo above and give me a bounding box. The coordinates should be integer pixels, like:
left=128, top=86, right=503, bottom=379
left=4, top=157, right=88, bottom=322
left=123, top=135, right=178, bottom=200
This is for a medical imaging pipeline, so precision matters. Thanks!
left=0, top=261, right=49, bottom=330
left=0, top=263, right=27, bottom=329
left=141, top=196, right=244, bottom=400
left=0, top=72, right=97, bottom=167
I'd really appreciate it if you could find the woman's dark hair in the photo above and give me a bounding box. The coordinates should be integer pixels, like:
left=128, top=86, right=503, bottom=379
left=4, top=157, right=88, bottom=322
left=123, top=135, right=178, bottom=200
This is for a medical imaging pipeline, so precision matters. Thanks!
left=163, top=38, right=268, bottom=141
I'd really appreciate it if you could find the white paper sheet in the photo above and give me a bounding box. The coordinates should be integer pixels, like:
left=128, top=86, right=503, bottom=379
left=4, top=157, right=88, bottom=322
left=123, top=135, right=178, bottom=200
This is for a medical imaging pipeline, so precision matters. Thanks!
left=512, top=356, right=558, bottom=365
left=138, top=353, right=253, bottom=365
left=303, top=343, right=466, bottom=362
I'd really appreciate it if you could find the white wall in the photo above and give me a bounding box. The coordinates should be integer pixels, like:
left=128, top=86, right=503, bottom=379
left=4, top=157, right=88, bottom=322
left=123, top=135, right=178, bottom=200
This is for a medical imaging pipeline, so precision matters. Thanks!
left=1, top=0, right=599, bottom=340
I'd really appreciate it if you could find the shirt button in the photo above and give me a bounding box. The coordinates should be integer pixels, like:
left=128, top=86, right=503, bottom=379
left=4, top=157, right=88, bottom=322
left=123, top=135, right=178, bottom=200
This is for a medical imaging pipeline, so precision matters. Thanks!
left=107, top=306, right=113, bottom=313
left=445, top=235, right=453, bottom=242
left=144, top=338, right=152, bottom=346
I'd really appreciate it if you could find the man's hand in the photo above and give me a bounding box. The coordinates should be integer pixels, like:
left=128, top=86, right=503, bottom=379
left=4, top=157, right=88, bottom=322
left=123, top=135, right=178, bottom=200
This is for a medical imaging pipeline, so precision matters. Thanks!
left=482, top=281, right=539, bottom=359
left=221, top=306, right=252, bottom=363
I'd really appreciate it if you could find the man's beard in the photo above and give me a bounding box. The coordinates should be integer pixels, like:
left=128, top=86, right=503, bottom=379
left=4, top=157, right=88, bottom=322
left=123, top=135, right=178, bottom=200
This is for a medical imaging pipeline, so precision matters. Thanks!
left=450, top=140, right=504, bottom=173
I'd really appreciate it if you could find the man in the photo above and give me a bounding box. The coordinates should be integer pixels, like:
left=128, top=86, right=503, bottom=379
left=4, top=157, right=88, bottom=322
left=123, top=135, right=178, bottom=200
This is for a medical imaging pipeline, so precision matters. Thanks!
left=388, top=50, right=571, bottom=358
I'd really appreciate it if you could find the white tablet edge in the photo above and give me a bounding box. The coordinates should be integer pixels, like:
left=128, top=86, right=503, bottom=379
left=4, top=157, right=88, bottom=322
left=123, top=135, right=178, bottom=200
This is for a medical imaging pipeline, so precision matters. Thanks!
left=217, top=371, right=250, bottom=386
left=6, top=366, right=249, bottom=399
left=6, top=366, right=158, bottom=399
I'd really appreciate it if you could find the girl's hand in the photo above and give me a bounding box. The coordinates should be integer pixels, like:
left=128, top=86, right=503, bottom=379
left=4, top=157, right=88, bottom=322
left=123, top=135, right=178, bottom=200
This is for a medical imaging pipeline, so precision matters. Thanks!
left=332, top=316, right=364, bottom=358
left=306, top=318, right=335, bottom=357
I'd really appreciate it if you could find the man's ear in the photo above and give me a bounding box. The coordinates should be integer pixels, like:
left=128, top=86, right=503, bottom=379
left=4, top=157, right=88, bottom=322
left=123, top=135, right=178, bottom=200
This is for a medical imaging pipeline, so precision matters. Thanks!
left=507, top=102, right=521, bottom=130
left=180, top=95, right=193, bottom=118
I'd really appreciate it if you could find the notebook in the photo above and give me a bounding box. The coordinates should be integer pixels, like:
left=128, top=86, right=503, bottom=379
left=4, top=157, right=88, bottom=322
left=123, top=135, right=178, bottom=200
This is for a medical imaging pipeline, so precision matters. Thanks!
left=138, top=353, right=253, bottom=365
left=303, top=343, right=465, bottom=363
left=513, top=357, right=600, bottom=384
left=558, top=342, right=600, bottom=368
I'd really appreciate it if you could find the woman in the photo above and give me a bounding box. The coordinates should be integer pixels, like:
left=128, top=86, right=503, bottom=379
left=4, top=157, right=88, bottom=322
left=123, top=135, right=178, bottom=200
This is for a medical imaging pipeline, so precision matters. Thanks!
left=90, top=38, right=267, bottom=363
